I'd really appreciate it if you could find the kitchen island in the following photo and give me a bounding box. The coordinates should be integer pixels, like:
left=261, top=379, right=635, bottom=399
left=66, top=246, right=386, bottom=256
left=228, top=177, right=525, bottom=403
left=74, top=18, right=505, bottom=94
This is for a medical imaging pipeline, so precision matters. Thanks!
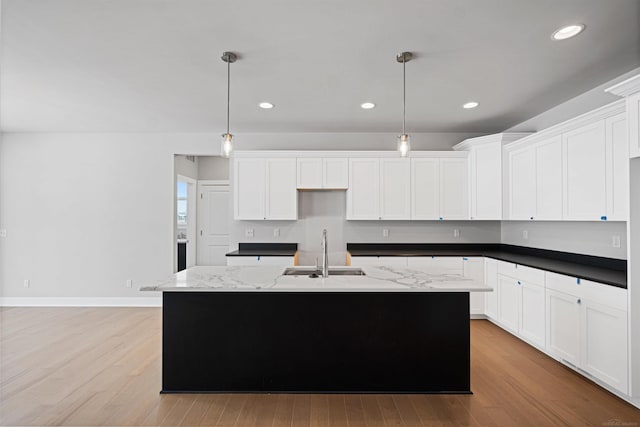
left=141, top=265, right=490, bottom=394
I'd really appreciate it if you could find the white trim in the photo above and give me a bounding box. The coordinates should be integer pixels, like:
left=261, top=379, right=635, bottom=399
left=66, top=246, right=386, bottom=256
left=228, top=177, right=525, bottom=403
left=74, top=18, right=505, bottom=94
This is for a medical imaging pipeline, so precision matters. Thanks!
left=453, top=132, right=532, bottom=151
left=232, top=150, right=468, bottom=159
left=504, top=99, right=625, bottom=151
left=198, top=179, right=230, bottom=186
left=605, top=74, right=640, bottom=97
left=0, top=297, right=162, bottom=307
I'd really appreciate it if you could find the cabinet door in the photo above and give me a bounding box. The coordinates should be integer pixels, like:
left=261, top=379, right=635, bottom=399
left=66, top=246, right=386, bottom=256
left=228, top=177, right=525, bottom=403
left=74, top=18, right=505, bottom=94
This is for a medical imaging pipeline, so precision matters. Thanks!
left=485, top=259, right=499, bottom=320
left=535, top=136, right=563, bottom=220
left=472, top=142, right=502, bottom=220
left=563, top=120, right=607, bottom=220
left=546, top=289, right=581, bottom=366
left=463, top=258, right=485, bottom=316
left=606, top=114, right=628, bottom=220
left=411, top=158, right=440, bottom=219
left=347, top=159, right=380, bottom=219
left=519, top=281, right=546, bottom=348
left=297, top=158, right=323, bottom=189
left=440, top=158, right=469, bottom=219
left=380, top=159, right=411, bottom=220
left=508, top=147, right=536, bottom=220
left=581, top=299, right=628, bottom=394
left=351, top=256, right=408, bottom=267
left=266, top=158, right=297, bottom=220
left=323, top=158, right=349, bottom=189
left=234, top=158, right=265, bottom=220
left=628, top=92, right=640, bottom=159
left=498, top=276, right=519, bottom=333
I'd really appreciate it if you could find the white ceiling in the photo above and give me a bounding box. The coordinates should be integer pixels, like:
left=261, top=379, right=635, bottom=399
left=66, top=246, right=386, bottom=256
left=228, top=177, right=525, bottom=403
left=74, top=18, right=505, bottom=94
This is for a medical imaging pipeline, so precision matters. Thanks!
left=1, top=0, right=639, bottom=133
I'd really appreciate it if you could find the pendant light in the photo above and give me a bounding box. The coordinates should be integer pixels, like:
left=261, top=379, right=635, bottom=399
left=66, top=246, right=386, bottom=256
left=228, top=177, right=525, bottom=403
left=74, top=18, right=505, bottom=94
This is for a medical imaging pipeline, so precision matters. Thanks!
left=221, top=51, right=237, bottom=157
left=396, top=52, right=412, bottom=157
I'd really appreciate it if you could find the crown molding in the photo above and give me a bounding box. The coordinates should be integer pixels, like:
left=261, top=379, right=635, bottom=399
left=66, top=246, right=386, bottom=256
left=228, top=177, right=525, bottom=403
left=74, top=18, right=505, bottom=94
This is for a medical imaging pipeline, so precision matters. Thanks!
left=605, top=74, right=640, bottom=97
left=452, top=132, right=532, bottom=151
left=504, top=99, right=625, bottom=151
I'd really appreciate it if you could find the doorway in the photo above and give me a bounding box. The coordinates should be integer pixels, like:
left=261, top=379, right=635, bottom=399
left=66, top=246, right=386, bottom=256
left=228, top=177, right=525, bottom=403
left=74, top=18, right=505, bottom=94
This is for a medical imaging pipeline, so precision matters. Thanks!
left=176, top=175, right=197, bottom=271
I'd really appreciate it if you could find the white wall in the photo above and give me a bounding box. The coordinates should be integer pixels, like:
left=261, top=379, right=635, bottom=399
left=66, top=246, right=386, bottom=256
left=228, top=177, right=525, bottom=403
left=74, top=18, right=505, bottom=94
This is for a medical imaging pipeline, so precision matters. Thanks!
left=501, top=221, right=627, bottom=260
left=0, top=133, right=220, bottom=301
left=198, top=156, right=229, bottom=181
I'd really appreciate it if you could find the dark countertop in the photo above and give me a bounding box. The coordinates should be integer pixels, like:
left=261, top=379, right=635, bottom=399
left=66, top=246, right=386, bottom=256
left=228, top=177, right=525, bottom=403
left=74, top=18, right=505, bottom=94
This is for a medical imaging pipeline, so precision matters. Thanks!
left=226, top=242, right=298, bottom=257
left=347, top=243, right=627, bottom=289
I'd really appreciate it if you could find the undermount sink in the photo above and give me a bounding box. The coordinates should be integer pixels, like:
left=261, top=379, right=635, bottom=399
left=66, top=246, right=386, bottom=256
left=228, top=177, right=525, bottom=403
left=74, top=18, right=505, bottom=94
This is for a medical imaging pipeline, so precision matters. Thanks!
left=282, top=267, right=366, bottom=276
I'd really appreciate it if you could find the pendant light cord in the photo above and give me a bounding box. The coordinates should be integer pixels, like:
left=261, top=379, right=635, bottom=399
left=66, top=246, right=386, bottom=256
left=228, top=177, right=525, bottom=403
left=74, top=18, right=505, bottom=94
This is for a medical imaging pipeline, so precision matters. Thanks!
left=226, top=58, right=230, bottom=136
left=402, top=57, right=406, bottom=135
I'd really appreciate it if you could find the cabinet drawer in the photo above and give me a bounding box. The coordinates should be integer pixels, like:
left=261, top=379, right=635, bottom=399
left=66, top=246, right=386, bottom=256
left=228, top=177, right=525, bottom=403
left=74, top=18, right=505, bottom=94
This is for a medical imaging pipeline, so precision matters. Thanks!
left=546, top=272, right=627, bottom=311
left=350, top=256, right=408, bottom=267
left=545, top=271, right=581, bottom=296
left=497, top=261, right=545, bottom=285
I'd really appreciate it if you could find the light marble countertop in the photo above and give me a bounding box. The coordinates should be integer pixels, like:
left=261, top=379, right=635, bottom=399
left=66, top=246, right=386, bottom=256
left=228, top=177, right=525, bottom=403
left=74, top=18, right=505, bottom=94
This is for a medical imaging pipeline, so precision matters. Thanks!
left=140, top=265, right=492, bottom=293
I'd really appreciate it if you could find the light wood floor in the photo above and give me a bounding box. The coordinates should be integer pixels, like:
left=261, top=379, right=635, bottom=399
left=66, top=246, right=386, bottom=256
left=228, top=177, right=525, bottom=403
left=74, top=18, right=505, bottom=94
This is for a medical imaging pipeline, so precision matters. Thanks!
left=1, top=308, right=639, bottom=426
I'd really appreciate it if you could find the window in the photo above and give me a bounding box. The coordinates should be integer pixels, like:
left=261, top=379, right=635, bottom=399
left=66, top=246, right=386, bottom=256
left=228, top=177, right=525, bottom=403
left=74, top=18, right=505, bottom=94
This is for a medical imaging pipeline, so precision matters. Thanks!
left=177, top=181, right=188, bottom=226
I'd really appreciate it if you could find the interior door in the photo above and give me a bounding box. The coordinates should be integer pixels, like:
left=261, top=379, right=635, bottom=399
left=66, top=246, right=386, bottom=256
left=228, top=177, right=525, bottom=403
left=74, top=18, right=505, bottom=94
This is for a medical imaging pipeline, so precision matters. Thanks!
left=197, top=184, right=230, bottom=266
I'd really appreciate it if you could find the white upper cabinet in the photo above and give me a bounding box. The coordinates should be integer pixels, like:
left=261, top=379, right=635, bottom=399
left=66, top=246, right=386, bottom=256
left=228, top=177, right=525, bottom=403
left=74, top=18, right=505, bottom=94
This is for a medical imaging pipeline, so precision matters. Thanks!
left=504, top=101, right=628, bottom=222
left=508, top=146, right=536, bottom=220
left=347, top=158, right=380, bottom=219
left=470, top=143, right=502, bottom=220
left=265, top=158, right=298, bottom=220
left=411, top=156, right=469, bottom=220
left=606, top=113, right=628, bottom=221
left=605, top=74, right=640, bottom=158
left=440, top=158, right=469, bottom=220
left=297, top=158, right=348, bottom=189
left=234, top=158, right=266, bottom=220
left=563, top=120, right=608, bottom=220
left=380, top=158, right=411, bottom=220
left=296, top=158, right=323, bottom=189
left=411, top=158, right=440, bottom=219
left=323, top=158, right=349, bottom=189
left=535, top=136, right=563, bottom=220
left=234, top=158, right=297, bottom=220
left=629, top=92, right=640, bottom=158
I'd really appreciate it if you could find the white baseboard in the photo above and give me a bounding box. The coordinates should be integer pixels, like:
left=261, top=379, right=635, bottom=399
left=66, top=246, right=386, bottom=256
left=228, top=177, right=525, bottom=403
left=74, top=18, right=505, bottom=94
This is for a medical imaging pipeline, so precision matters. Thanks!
left=0, top=297, right=162, bottom=307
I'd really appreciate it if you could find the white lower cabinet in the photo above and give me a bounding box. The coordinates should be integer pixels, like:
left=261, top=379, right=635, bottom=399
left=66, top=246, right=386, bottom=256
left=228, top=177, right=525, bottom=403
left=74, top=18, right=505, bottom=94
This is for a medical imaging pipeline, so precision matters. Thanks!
left=226, top=256, right=295, bottom=266
left=519, top=281, right=546, bottom=348
left=484, top=259, right=499, bottom=320
left=496, top=263, right=546, bottom=348
left=582, top=299, right=628, bottom=393
left=463, top=257, right=485, bottom=316
left=546, top=289, right=581, bottom=366
left=349, top=256, right=408, bottom=267
left=498, top=275, right=520, bottom=333
left=546, top=272, right=628, bottom=394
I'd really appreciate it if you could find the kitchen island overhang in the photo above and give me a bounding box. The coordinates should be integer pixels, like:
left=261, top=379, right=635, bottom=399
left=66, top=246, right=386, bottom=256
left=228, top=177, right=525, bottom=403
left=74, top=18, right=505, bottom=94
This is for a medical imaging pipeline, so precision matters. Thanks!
left=142, top=265, right=491, bottom=394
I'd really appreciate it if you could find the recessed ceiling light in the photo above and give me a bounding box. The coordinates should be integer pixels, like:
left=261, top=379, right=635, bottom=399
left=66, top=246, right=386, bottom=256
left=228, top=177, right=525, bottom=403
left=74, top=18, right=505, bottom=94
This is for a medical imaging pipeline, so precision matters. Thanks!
left=463, top=101, right=479, bottom=109
left=259, top=102, right=274, bottom=109
left=360, top=102, right=376, bottom=109
left=552, top=24, right=585, bottom=41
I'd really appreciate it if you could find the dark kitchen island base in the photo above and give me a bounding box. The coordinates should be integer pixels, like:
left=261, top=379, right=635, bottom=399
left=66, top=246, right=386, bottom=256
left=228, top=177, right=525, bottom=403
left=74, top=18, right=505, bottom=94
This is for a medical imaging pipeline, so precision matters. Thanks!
left=162, top=291, right=471, bottom=394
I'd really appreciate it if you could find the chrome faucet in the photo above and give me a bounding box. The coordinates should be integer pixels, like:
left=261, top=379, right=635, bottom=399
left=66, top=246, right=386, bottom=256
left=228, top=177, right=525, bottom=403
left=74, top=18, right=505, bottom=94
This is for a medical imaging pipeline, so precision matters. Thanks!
left=321, top=229, right=329, bottom=278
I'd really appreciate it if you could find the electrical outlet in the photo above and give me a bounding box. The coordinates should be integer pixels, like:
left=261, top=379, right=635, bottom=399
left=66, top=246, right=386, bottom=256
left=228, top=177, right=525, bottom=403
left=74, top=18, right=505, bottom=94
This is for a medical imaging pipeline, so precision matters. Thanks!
left=383, top=229, right=389, bottom=238
left=126, top=279, right=133, bottom=288
left=245, top=228, right=254, bottom=238
left=273, top=228, right=280, bottom=237
left=612, top=235, right=621, bottom=248
left=453, top=229, right=460, bottom=238
left=0, top=229, right=6, bottom=238
left=23, top=279, right=30, bottom=288
left=522, top=230, right=529, bottom=240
